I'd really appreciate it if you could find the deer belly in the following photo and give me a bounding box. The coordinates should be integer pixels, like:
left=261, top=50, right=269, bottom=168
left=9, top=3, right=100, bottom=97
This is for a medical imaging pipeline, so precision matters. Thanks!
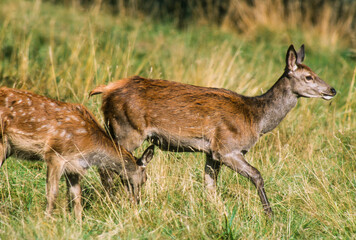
left=7, top=134, right=46, bottom=161
left=148, top=132, right=210, bottom=152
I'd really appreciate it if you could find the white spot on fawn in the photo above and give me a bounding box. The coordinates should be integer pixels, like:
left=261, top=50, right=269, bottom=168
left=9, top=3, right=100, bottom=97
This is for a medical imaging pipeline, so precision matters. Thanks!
left=75, top=128, right=87, bottom=134
left=71, top=115, right=80, bottom=122
left=60, top=130, right=66, bottom=137
left=37, top=125, right=49, bottom=131
left=5, top=97, right=9, bottom=107
left=16, top=130, right=32, bottom=136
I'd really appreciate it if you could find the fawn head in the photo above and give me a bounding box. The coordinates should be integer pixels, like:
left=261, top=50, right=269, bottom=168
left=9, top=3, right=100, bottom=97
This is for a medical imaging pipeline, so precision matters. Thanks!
left=285, top=44, right=336, bottom=100
left=121, top=145, right=155, bottom=201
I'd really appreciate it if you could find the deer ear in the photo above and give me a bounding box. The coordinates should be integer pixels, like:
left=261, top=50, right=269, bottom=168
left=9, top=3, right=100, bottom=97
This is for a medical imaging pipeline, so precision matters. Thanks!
left=296, top=44, right=305, bottom=64
left=89, top=85, right=107, bottom=98
left=138, top=145, right=155, bottom=167
left=286, top=44, right=298, bottom=71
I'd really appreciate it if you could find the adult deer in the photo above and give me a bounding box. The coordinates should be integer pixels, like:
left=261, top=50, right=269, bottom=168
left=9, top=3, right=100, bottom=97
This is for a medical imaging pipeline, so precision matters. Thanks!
left=90, top=45, right=336, bottom=216
left=0, top=87, right=154, bottom=219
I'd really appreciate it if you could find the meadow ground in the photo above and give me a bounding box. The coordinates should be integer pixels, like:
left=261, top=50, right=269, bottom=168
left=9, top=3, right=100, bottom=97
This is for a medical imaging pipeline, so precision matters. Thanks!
left=0, top=0, right=355, bottom=239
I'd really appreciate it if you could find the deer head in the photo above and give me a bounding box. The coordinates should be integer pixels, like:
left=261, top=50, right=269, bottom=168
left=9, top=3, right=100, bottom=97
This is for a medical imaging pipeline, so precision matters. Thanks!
left=116, top=145, right=155, bottom=202
left=286, top=44, right=336, bottom=100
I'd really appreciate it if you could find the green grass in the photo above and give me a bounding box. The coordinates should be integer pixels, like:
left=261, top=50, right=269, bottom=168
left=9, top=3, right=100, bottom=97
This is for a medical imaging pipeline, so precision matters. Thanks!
left=0, top=0, right=355, bottom=239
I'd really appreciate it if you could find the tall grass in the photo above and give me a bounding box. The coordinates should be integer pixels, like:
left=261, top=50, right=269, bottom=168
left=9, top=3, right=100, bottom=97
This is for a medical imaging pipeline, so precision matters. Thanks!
left=0, top=0, right=355, bottom=239
left=222, top=0, right=356, bottom=48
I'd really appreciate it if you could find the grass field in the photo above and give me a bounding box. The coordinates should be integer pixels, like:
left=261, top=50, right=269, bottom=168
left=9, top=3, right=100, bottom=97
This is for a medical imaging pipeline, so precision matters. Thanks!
left=0, top=0, right=355, bottom=239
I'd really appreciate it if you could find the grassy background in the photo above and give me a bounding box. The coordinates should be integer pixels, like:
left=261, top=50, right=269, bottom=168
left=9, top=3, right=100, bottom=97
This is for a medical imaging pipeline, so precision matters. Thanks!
left=0, top=0, right=355, bottom=239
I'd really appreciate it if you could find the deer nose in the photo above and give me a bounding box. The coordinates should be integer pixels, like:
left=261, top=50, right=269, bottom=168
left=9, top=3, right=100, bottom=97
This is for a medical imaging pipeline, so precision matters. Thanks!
left=330, top=88, right=337, bottom=95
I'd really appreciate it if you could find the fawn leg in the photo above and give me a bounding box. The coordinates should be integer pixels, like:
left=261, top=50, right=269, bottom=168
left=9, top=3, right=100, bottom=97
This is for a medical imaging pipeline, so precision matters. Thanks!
left=65, top=173, right=82, bottom=220
left=221, top=151, right=273, bottom=217
left=46, top=160, right=63, bottom=216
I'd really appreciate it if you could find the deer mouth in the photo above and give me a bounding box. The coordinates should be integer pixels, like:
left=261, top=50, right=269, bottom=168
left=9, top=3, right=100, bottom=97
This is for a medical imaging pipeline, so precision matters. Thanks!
left=322, top=94, right=335, bottom=100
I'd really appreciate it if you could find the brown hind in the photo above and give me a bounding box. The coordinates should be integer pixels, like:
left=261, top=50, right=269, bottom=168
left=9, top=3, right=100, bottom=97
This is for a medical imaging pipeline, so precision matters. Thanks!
left=90, top=45, right=336, bottom=216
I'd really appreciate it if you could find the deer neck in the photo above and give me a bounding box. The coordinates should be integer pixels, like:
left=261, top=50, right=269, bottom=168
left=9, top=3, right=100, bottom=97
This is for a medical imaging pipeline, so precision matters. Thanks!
left=256, top=75, right=298, bottom=135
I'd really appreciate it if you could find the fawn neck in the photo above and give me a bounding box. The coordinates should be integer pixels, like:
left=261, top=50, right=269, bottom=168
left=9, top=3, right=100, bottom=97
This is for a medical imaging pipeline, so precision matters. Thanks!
left=91, top=141, right=137, bottom=173
left=255, top=75, right=298, bottom=135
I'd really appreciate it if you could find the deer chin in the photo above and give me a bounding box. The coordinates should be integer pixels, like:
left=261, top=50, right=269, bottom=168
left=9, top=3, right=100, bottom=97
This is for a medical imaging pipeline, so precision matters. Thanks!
left=322, top=94, right=334, bottom=100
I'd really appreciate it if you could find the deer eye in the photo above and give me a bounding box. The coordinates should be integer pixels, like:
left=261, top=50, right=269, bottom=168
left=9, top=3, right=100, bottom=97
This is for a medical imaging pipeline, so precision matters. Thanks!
left=306, top=75, right=313, bottom=81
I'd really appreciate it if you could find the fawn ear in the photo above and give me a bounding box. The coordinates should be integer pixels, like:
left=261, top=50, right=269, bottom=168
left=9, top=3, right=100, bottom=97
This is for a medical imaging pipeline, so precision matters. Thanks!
left=138, top=145, right=155, bottom=167
left=296, top=44, right=305, bottom=64
left=89, top=85, right=107, bottom=98
left=286, top=44, right=298, bottom=71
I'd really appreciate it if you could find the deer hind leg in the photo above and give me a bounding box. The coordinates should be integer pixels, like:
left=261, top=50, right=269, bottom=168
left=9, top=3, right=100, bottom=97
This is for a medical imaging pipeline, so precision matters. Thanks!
left=45, top=158, right=64, bottom=217
left=221, top=151, right=273, bottom=217
left=123, top=132, right=146, bottom=152
left=115, top=127, right=145, bottom=152
left=204, top=153, right=222, bottom=191
left=65, top=173, right=82, bottom=220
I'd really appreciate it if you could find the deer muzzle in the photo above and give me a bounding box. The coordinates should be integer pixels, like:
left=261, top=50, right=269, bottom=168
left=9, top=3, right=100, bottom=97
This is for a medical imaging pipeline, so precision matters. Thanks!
left=322, top=87, right=337, bottom=100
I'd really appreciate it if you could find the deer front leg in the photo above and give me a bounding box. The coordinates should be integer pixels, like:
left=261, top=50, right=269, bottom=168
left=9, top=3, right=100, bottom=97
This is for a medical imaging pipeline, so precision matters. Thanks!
left=221, top=151, right=273, bottom=217
left=65, top=173, right=82, bottom=220
left=204, top=153, right=221, bottom=191
left=46, top=160, right=63, bottom=216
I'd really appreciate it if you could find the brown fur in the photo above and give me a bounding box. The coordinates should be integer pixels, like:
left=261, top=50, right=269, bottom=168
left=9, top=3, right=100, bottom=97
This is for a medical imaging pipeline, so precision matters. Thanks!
left=0, top=87, right=154, bottom=219
left=90, top=44, right=336, bottom=217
